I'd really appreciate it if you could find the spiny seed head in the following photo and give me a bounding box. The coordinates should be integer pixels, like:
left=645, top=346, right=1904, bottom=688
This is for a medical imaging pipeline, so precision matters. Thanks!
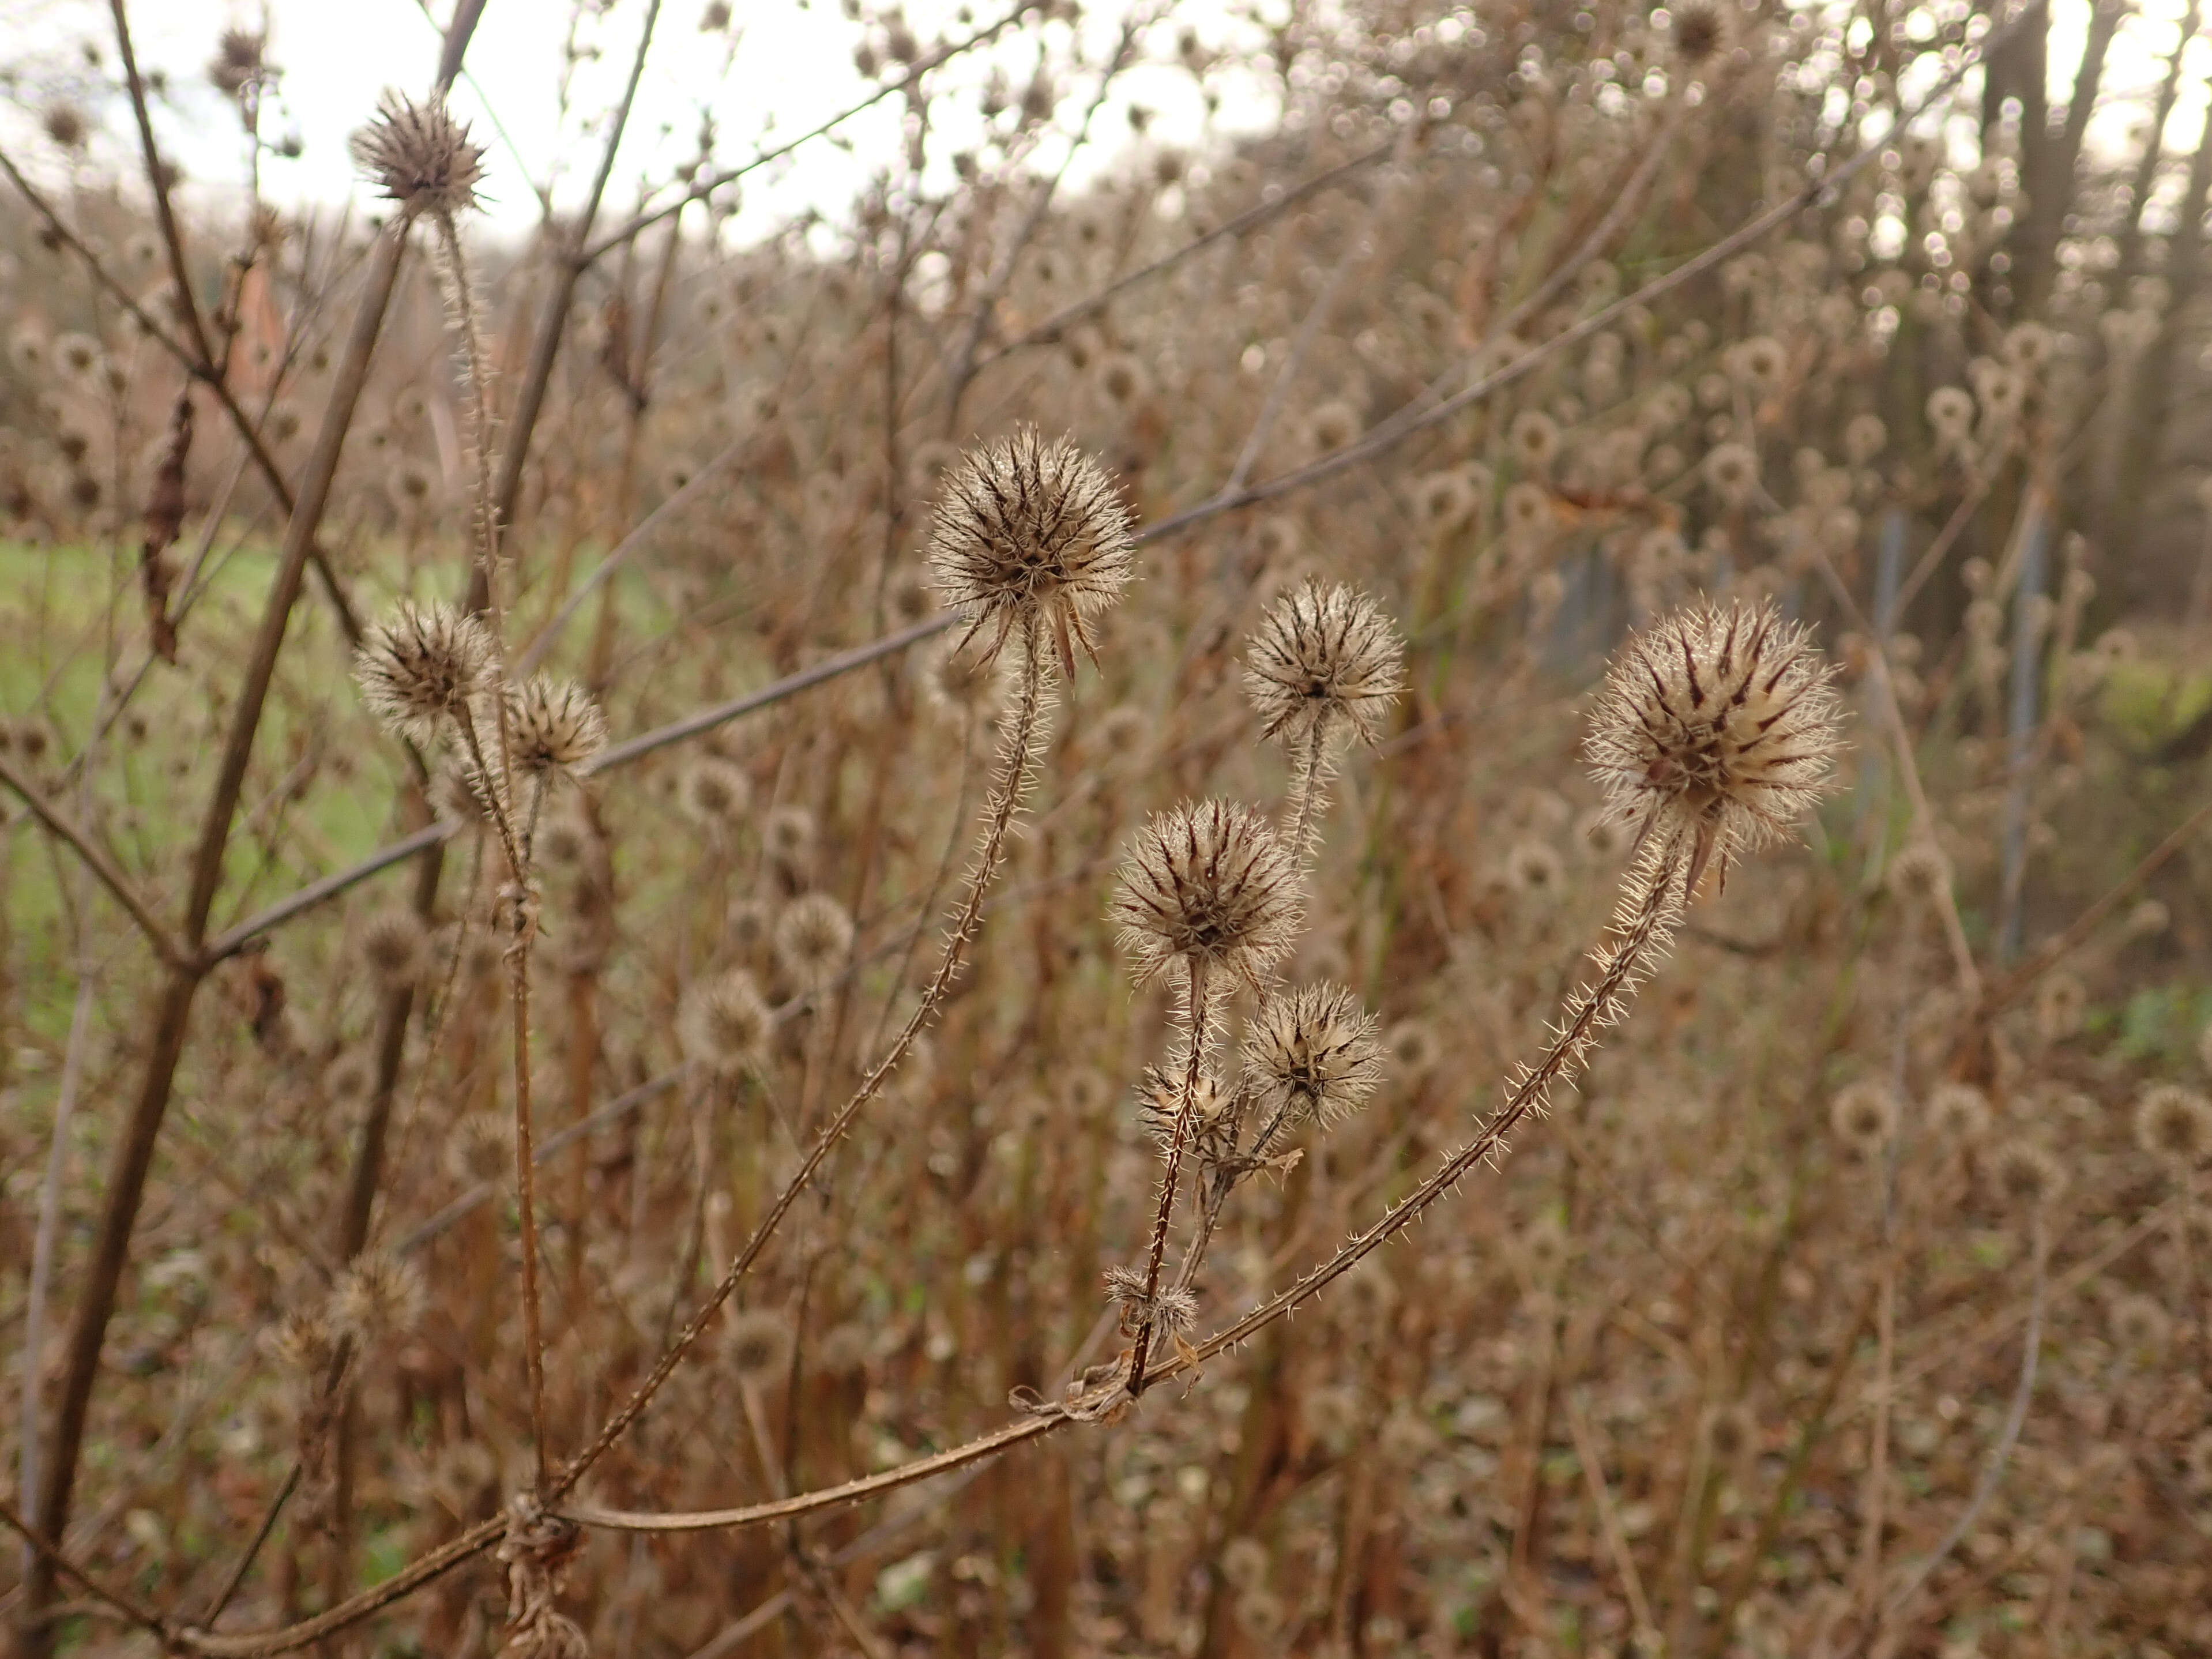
left=1242, top=578, right=1405, bottom=754
left=763, top=803, right=816, bottom=869
left=1104, top=1265, right=1197, bottom=1339
left=1989, top=1139, right=2068, bottom=1212
left=1110, top=800, right=1301, bottom=991
left=2135, top=1084, right=2212, bottom=1166
left=679, top=968, right=772, bottom=1074
left=679, top=757, right=752, bottom=828
left=504, top=675, right=605, bottom=774
left=332, top=1251, right=426, bottom=1340
left=1243, top=981, right=1385, bottom=1133
left=1829, top=1078, right=1899, bottom=1154
left=261, top=1307, right=334, bottom=1376
left=774, top=891, right=854, bottom=990
left=1505, top=838, right=1567, bottom=898
left=2106, top=1293, right=2169, bottom=1357
left=1927, top=1081, right=1992, bottom=1141
left=926, top=426, right=1135, bottom=679
left=445, top=1111, right=512, bottom=1186
left=724, top=1309, right=795, bottom=1384
left=1672, top=0, right=1735, bottom=63
left=357, top=906, right=430, bottom=987
left=1586, top=601, right=1843, bottom=896
left=349, top=91, right=484, bottom=220
left=355, top=599, right=494, bottom=744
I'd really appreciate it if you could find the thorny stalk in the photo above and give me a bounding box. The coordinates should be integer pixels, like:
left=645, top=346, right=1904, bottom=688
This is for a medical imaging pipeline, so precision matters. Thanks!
left=1127, top=960, right=1212, bottom=1393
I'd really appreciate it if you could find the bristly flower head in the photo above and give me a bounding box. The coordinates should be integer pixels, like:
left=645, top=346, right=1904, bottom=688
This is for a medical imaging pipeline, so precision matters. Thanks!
left=1111, top=800, right=1300, bottom=991
left=1243, top=981, right=1385, bottom=1136
left=2134, top=1084, right=2212, bottom=1167
left=349, top=91, right=484, bottom=220
left=504, top=675, right=606, bottom=775
left=679, top=968, right=773, bottom=1075
left=1242, top=579, right=1405, bottom=754
left=1586, top=601, right=1843, bottom=896
left=774, top=891, right=854, bottom=990
left=355, top=598, right=494, bottom=744
left=927, top=426, right=1135, bottom=680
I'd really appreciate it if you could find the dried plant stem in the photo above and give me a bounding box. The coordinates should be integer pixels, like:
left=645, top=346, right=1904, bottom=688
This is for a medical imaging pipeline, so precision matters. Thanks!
left=1128, top=962, right=1213, bottom=1393
left=18, top=217, right=417, bottom=1659
left=547, top=623, right=1049, bottom=1502
left=0, top=1496, right=165, bottom=1640
left=1856, top=1243, right=1899, bottom=1619
left=1875, top=1215, right=2049, bottom=1638
left=1562, top=1387, right=1657, bottom=1647
left=0, top=755, right=185, bottom=968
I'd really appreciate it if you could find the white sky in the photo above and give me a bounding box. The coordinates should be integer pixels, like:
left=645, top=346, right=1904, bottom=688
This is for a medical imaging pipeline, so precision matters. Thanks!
left=1, top=0, right=1273, bottom=245
left=1, top=0, right=2207, bottom=246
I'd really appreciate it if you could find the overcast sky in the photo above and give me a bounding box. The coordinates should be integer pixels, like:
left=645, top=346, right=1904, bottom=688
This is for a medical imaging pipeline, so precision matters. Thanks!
left=1, top=0, right=2206, bottom=246
left=1, top=0, right=1270, bottom=244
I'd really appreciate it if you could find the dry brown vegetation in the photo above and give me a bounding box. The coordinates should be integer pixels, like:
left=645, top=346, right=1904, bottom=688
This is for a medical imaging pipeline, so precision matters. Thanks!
left=4, top=1, right=2212, bottom=1656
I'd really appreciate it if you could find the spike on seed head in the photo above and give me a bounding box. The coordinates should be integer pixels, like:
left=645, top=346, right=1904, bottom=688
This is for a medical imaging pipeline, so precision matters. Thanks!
left=1243, top=981, right=1385, bottom=1134
left=1585, top=600, right=1843, bottom=897
left=1242, top=579, right=1405, bottom=754
left=355, top=599, right=494, bottom=744
left=1109, top=800, right=1301, bottom=991
left=926, top=426, right=1135, bottom=680
left=349, top=91, right=484, bottom=219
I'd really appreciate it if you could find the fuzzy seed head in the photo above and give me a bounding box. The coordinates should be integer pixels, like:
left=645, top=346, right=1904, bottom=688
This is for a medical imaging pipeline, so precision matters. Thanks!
left=926, top=426, right=1135, bottom=676
left=1829, top=1079, right=1900, bottom=1154
left=679, top=968, right=772, bottom=1074
left=1110, top=800, right=1301, bottom=990
left=1989, top=1139, right=2068, bottom=1212
left=2135, top=1084, right=2212, bottom=1167
left=1927, top=1081, right=1991, bottom=1141
left=505, top=676, right=606, bottom=774
left=1242, top=578, right=1406, bottom=754
left=332, top=1251, right=426, bottom=1341
left=763, top=803, right=816, bottom=871
left=1586, top=601, right=1843, bottom=893
left=679, top=757, right=752, bottom=829
left=355, top=599, right=494, bottom=744
left=724, top=1309, right=795, bottom=1385
left=358, top=906, right=430, bottom=987
left=1243, top=981, right=1385, bottom=1133
left=349, top=91, right=484, bottom=219
left=1672, top=0, right=1735, bottom=63
left=774, top=891, right=854, bottom=990
left=261, top=1307, right=334, bottom=1376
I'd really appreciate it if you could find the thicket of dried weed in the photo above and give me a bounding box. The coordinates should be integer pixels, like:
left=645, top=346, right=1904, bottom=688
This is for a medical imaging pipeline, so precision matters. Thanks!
left=3, top=0, right=2212, bottom=1656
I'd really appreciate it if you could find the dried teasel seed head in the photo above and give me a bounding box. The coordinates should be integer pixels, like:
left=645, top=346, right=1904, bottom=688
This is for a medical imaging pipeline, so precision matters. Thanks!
left=332, top=1251, right=426, bottom=1341
left=723, top=1308, right=796, bottom=1385
left=1988, top=1139, right=2068, bottom=1213
left=503, top=676, right=606, bottom=775
left=1671, top=0, right=1736, bottom=63
left=2134, top=1084, right=2212, bottom=1167
left=355, top=599, right=494, bottom=744
left=2034, top=971, right=2086, bottom=1041
left=446, top=1110, right=513, bottom=1186
left=1241, top=578, right=1406, bottom=754
left=2106, top=1292, right=2170, bottom=1359
left=1243, top=981, right=1385, bottom=1134
left=679, top=968, right=772, bottom=1075
left=349, top=91, right=485, bottom=220
left=1926, top=1081, right=1992, bottom=1141
left=1829, top=1078, right=1900, bottom=1154
left=1585, top=601, right=1843, bottom=897
left=678, top=757, right=752, bottom=829
left=927, top=426, right=1135, bottom=679
left=762, top=803, right=816, bottom=871
left=1109, top=799, right=1301, bottom=991
left=1504, top=838, right=1567, bottom=900
left=1104, top=1264, right=1198, bottom=1340
left=356, top=906, right=430, bottom=987
left=774, top=891, right=854, bottom=990
left=260, top=1307, right=334, bottom=1376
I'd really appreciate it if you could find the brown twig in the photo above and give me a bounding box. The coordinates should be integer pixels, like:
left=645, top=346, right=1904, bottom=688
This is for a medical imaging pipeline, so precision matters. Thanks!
left=0, top=753, right=186, bottom=968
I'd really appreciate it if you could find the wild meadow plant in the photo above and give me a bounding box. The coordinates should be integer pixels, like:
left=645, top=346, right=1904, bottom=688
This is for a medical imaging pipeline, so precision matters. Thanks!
left=4, top=1, right=2212, bottom=1654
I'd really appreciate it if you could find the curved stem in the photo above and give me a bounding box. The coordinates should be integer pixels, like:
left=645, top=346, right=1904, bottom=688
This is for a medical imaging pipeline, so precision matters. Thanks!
left=546, top=620, right=1049, bottom=1503
left=1128, top=961, right=1212, bottom=1393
